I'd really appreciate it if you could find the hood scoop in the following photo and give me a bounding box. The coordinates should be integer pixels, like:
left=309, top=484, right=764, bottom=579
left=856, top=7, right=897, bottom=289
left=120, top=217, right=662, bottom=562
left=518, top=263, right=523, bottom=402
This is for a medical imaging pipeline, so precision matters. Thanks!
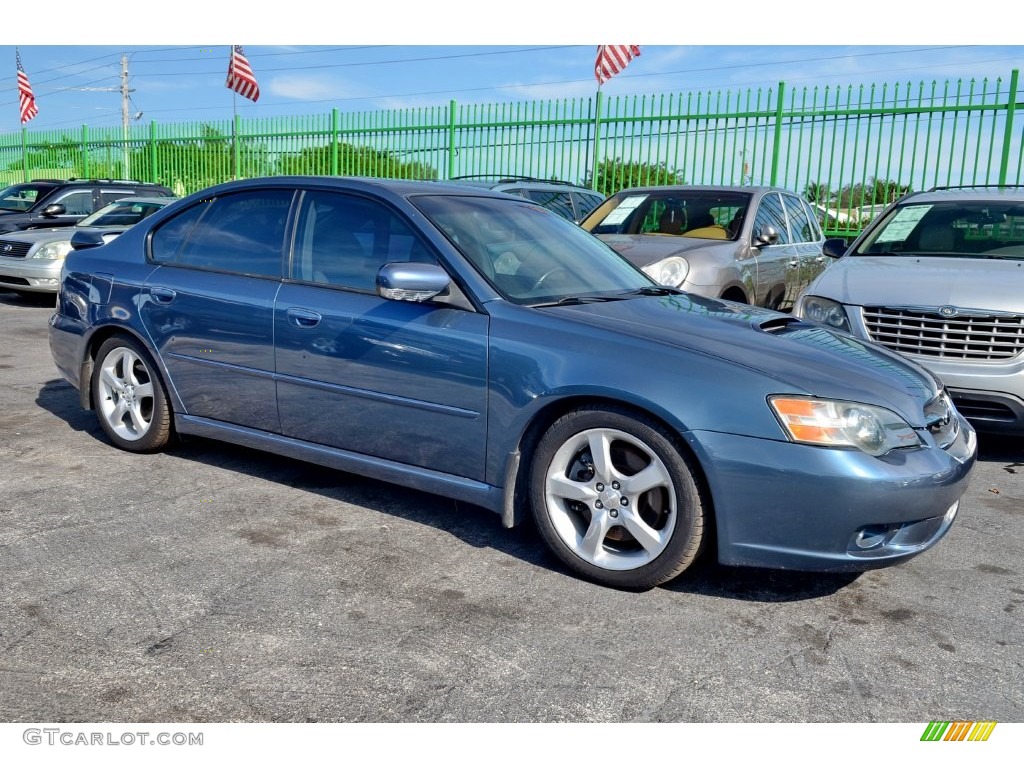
left=755, top=315, right=806, bottom=334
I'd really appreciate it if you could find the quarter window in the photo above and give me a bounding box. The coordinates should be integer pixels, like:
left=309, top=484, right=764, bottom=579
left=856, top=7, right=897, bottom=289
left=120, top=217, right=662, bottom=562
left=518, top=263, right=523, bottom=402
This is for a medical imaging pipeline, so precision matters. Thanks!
left=783, top=194, right=819, bottom=243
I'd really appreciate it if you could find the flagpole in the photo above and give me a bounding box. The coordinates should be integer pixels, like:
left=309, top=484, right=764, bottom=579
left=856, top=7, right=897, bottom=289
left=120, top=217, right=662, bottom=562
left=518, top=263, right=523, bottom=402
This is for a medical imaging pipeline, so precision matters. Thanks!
left=590, top=80, right=603, bottom=193
left=231, top=45, right=239, bottom=180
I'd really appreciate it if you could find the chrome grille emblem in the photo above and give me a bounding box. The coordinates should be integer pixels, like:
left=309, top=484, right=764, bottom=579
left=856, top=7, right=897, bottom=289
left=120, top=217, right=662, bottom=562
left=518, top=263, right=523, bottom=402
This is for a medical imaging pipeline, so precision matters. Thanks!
left=939, top=305, right=957, bottom=318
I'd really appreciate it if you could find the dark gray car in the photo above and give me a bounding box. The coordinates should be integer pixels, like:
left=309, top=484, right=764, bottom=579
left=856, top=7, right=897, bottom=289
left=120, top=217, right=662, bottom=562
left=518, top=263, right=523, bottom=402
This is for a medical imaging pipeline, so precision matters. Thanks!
left=580, top=185, right=845, bottom=309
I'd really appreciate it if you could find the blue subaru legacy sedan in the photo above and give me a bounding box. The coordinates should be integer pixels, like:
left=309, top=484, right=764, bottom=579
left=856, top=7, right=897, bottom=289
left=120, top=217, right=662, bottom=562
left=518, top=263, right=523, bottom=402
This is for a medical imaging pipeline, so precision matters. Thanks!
left=48, top=177, right=977, bottom=590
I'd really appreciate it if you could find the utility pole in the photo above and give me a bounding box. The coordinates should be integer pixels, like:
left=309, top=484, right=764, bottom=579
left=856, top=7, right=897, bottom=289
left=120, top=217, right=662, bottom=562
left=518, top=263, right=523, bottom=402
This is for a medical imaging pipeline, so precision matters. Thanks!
left=120, top=55, right=133, bottom=179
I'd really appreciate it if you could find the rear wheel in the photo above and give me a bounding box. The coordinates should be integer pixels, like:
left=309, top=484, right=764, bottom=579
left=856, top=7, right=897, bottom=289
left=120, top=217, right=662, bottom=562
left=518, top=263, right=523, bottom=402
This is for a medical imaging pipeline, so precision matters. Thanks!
left=91, top=336, right=173, bottom=452
left=530, top=407, right=706, bottom=590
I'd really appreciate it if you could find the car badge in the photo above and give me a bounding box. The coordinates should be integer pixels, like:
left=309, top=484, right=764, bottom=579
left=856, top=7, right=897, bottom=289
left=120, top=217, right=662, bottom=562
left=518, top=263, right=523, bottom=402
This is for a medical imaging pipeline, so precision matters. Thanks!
left=2, top=244, right=11, bottom=253
left=938, top=305, right=957, bottom=318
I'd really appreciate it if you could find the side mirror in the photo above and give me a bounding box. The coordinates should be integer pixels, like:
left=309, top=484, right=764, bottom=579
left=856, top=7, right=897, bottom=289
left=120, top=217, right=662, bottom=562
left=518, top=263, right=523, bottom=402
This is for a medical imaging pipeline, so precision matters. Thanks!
left=822, top=238, right=848, bottom=259
left=376, top=262, right=450, bottom=302
left=70, top=229, right=107, bottom=250
left=754, top=225, right=780, bottom=247
left=42, top=203, right=67, bottom=218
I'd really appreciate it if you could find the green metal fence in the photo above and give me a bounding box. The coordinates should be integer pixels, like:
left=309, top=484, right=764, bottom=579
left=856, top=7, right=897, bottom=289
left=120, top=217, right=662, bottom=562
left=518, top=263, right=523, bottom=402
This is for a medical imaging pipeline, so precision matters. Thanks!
left=2, top=69, right=1021, bottom=238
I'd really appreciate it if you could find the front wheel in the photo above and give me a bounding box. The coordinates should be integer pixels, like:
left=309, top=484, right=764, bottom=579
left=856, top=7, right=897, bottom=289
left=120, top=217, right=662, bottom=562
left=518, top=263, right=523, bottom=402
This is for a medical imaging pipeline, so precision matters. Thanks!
left=529, top=407, right=706, bottom=590
left=91, top=336, right=173, bottom=453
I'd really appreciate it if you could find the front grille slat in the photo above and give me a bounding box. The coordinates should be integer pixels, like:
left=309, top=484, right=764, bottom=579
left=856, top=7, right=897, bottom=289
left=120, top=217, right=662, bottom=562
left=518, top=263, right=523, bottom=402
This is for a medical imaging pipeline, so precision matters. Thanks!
left=862, top=307, right=1024, bottom=360
left=0, top=240, right=32, bottom=258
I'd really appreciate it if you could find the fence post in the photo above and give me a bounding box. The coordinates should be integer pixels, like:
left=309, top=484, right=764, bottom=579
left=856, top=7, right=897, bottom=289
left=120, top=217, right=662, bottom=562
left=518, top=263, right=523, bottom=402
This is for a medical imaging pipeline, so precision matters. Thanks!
left=331, top=108, right=340, bottom=176
left=233, top=114, right=242, bottom=179
left=447, top=100, right=457, bottom=179
left=770, top=81, right=785, bottom=186
left=998, top=69, right=1019, bottom=186
left=20, top=128, right=28, bottom=182
left=81, top=124, right=90, bottom=179
left=149, top=121, right=158, bottom=183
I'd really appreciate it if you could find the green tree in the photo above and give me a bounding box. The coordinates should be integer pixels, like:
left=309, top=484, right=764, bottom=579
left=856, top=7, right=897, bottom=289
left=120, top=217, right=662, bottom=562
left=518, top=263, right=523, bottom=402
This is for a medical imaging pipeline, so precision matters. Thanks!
left=588, top=158, right=684, bottom=197
left=803, top=181, right=830, bottom=203
left=277, top=142, right=437, bottom=180
left=838, top=177, right=910, bottom=209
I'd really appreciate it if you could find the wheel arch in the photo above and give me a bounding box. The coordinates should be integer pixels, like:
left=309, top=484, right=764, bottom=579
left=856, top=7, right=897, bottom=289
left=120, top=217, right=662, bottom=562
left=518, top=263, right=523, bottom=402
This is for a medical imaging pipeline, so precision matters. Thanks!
left=503, top=394, right=716, bottom=541
left=79, top=324, right=170, bottom=411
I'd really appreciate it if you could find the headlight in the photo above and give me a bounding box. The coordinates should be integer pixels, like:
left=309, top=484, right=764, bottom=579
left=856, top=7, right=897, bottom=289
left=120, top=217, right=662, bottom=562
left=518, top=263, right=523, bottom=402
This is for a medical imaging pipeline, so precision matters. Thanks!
left=769, top=396, right=923, bottom=456
left=642, top=256, right=689, bottom=288
left=32, top=240, right=73, bottom=260
left=796, top=295, right=850, bottom=332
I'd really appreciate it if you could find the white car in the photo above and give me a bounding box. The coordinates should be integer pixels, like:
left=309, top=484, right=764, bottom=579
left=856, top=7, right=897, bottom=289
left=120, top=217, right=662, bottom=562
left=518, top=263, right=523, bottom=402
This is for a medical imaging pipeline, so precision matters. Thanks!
left=795, top=185, right=1024, bottom=436
left=0, top=196, right=175, bottom=295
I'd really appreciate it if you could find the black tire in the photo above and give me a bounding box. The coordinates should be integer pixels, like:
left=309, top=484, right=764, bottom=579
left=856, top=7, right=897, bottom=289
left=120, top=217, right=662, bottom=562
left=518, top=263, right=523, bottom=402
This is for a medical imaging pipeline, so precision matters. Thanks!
left=529, top=406, right=706, bottom=590
left=91, top=335, right=173, bottom=453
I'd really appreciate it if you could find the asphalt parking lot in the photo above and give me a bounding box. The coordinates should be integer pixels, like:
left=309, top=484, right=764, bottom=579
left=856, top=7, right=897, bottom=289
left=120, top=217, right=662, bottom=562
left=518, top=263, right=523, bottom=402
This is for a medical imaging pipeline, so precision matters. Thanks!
left=0, top=290, right=1021, bottom=723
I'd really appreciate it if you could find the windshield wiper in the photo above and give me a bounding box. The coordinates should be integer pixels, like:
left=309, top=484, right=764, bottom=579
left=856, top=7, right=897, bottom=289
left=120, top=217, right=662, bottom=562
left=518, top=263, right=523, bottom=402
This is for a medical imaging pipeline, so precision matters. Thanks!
left=531, top=294, right=627, bottom=307
left=621, top=286, right=685, bottom=296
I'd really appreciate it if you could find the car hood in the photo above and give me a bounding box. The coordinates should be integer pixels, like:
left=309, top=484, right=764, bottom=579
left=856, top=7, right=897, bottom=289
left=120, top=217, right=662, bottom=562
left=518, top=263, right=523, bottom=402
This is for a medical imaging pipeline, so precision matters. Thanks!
left=596, top=234, right=734, bottom=268
left=0, top=226, right=77, bottom=244
left=548, top=293, right=941, bottom=424
left=807, top=255, right=1024, bottom=312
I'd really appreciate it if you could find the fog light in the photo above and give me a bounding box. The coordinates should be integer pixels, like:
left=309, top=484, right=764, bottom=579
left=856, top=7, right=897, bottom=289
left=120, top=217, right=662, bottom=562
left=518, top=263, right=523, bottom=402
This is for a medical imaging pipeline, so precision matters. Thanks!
left=853, top=524, right=892, bottom=549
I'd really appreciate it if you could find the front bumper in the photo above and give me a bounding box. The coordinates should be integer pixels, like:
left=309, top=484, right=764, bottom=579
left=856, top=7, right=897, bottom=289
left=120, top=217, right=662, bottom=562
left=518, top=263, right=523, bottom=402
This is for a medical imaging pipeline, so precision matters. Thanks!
left=0, top=256, right=62, bottom=293
left=689, top=418, right=976, bottom=571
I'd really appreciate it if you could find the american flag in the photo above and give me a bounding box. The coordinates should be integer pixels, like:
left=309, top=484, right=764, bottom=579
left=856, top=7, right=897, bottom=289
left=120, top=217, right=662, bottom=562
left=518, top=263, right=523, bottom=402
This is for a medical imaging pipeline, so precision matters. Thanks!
left=226, top=45, right=260, bottom=102
left=595, top=45, right=641, bottom=85
left=16, top=50, right=39, bottom=124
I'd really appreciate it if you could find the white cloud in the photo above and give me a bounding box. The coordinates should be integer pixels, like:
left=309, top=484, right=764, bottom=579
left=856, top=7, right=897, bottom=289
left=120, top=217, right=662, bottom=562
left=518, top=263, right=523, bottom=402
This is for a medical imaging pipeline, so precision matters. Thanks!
left=267, top=74, right=356, bottom=102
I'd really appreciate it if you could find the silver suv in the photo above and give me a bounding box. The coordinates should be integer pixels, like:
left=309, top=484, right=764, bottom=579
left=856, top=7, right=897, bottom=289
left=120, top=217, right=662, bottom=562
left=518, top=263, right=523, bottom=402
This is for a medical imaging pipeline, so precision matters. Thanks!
left=449, top=176, right=604, bottom=222
left=795, top=185, right=1024, bottom=435
left=580, top=185, right=842, bottom=310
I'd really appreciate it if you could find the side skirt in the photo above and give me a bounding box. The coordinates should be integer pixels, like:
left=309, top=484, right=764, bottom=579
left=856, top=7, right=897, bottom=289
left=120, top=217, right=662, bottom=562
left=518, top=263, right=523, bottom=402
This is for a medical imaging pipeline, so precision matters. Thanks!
left=175, top=415, right=505, bottom=515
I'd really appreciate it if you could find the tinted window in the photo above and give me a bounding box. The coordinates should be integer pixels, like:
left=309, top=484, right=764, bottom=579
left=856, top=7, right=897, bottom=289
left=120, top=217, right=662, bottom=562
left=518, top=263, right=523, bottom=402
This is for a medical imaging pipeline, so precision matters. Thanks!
left=783, top=194, right=819, bottom=243
left=524, top=190, right=576, bottom=220
left=752, top=193, right=790, bottom=244
left=291, top=190, right=436, bottom=291
left=151, top=201, right=208, bottom=263
left=52, top=190, right=94, bottom=216
left=572, top=191, right=604, bottom=219
left=100, top=190, right=140, bottom=206
left=164, top=190, right=292, bottom=277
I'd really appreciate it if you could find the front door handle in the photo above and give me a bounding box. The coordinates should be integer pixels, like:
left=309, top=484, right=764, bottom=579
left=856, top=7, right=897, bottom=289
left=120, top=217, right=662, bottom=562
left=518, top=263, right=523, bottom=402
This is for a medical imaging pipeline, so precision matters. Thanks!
left=286, top=307, right=322, bottom=328
left=150, top=287, right=176, bottom=303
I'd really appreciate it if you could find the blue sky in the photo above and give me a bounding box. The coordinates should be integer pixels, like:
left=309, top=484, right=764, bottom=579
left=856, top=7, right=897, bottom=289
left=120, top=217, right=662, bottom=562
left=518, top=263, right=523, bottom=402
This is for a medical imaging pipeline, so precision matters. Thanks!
left=2, top=2, right=1022, bottom=134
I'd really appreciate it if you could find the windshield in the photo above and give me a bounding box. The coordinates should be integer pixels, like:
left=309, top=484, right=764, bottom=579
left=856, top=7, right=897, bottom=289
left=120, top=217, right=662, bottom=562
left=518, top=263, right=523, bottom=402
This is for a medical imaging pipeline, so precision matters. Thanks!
left=0, top=183, right=54, bottom=212
left=78, top=199, right=170, bottom=228
left=855, top=200, right=1024, bottom=259
left=580, top=190, right=752, bottom=241
left=413, top=195, right=654, bottom=304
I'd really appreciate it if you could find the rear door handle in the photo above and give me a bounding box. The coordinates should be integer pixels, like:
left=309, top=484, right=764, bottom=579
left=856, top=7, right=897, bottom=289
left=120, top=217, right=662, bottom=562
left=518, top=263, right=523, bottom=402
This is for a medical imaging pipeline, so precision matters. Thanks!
left=150, top=287, right=176, bottom=303
left=286, top=307, right=322, bottom=328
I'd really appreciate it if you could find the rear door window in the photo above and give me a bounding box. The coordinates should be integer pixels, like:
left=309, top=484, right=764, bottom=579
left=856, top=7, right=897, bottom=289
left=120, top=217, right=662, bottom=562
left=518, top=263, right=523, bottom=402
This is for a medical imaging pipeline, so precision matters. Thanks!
left=150, top=189, right=292, bottom=278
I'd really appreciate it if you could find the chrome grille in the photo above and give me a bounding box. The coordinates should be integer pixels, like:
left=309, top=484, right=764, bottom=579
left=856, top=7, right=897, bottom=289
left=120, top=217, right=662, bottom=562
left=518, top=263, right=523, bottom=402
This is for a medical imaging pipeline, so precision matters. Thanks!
left=0, top=240, right=32, bottom=258
left=862, top=306, right=1024, bottom=360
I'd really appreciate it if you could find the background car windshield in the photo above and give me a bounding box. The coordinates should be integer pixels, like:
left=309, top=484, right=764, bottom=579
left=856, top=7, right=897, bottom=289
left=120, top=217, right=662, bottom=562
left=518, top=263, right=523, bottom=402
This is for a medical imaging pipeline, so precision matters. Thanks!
left=0, top=183, right=49, bottom=212
left=856, top=201, right=1024, bottom=259
left=78, top=199, right=169, bottom=228
left=413, top=195, right=653, bottom=303
left=582, top=191, right=752, bottom=239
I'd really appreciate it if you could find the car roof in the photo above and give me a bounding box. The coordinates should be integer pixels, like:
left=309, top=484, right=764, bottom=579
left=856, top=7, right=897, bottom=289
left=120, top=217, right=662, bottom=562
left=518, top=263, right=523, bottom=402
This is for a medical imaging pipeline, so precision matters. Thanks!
left=610, top=184, right=786, bottom=195
left=190, top=175, right=522, bottom=203
left=896, top=185, right=1024, bottom=204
